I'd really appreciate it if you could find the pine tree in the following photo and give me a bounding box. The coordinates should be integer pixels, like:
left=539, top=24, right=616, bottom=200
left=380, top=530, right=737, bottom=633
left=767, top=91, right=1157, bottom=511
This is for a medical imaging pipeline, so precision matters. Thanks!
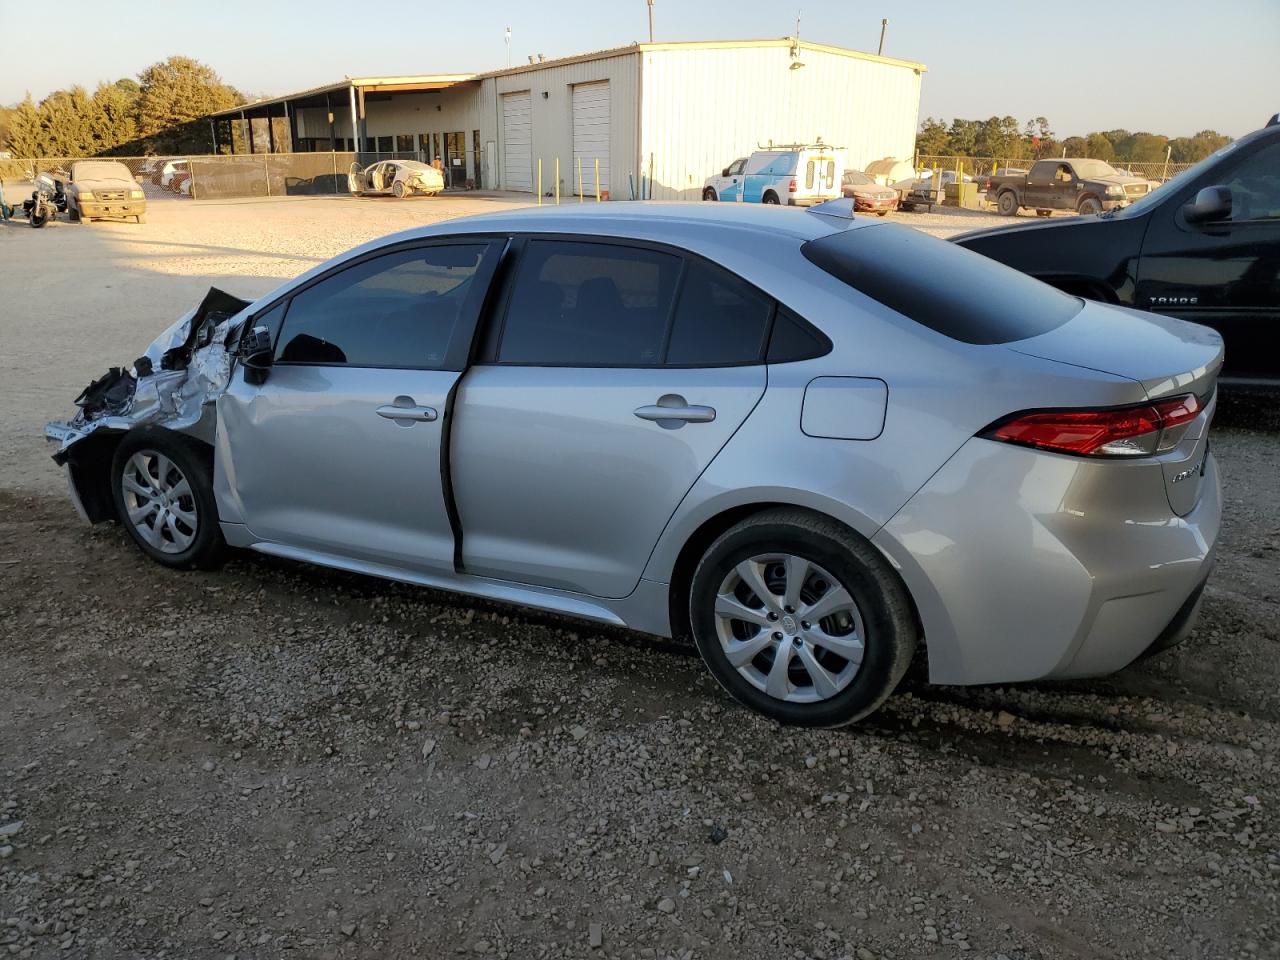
left=136, top=56, right=243, bottom=152
left=91, top=81, right=139, bottom=153
left=5, top=95, right=44, bottom=157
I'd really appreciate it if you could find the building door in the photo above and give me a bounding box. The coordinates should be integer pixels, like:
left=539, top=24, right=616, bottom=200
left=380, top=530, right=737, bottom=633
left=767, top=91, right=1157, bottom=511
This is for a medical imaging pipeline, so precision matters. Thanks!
left=572, top=81, right=610, bottom=197
left=472, top=130, right=482, bottom=189
left=445, top=131, right=466, bottom=187
left=501, top=92, right=533, bottom=192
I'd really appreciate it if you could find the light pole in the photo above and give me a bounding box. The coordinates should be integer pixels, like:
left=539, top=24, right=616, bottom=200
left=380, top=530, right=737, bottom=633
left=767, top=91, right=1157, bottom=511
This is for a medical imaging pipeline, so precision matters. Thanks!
left=878, top=18, right=888, bottom=56
left=647, top=0, right=654, bottom=43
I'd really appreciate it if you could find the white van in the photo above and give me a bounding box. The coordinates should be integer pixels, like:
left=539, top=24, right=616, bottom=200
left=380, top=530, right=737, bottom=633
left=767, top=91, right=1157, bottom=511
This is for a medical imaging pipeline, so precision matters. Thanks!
left=703, top=146, right=844, bottom=206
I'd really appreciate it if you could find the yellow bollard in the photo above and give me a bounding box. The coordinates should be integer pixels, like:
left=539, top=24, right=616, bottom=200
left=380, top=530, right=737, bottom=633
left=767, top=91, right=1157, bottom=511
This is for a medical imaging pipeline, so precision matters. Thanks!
left=577, top=156, right=584, bottom=203
left=555, top=158, right=560, bottom=205
left=595, top=158, right=600, bottom=202
left=537, top=158, right=542, bottom=206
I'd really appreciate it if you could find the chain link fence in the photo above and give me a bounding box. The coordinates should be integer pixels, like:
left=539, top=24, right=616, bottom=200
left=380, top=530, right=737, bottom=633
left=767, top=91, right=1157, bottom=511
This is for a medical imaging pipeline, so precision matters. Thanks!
left=0, top=150, right=489, bottom=201
left=916, top=155, right=1196, bottom=182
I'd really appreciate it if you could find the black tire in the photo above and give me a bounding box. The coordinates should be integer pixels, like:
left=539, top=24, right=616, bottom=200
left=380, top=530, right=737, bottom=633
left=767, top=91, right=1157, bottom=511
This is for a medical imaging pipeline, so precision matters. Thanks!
left=996, top=190, right=1018, bottom=216
left=110, top=427, right=226, bottom=570
left=392, top=180, right=408, bottom=198
left=1077, top=195, right=1102, bottom=216
left=762, top=191, right=780, bottom=205
left=689, top=508, right=918, bottom=726
left=68, top=206, right=80, bottom=222
left=702, top=187, right=717, bottom=202
left=29, top=207, right=49, bottom=228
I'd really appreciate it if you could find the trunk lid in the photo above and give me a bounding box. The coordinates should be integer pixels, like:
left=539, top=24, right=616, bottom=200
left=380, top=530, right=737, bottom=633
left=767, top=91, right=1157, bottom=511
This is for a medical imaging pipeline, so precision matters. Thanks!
left=1007, top=301, right=1223, bottom=401
left=1007, top=302, right=1223, bottom=516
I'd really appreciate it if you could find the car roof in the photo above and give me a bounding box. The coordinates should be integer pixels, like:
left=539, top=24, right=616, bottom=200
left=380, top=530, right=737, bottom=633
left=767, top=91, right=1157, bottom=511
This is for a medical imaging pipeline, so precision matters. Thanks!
left=415, top=201, right=859, bottom=244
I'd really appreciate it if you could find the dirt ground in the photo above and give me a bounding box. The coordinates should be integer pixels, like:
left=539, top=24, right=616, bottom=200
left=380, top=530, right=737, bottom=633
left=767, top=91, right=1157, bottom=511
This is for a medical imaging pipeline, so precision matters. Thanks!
left=1, top=194, right=1277, bottom=960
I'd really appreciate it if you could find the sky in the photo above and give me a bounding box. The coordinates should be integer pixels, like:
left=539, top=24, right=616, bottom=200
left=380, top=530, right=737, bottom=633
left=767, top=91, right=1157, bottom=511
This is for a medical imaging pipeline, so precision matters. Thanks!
left=2, top=0, right=1277, bottom=138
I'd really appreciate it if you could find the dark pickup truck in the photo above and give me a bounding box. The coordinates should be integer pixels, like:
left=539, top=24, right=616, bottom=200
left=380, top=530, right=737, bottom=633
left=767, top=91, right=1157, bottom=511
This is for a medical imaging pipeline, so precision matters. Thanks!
left=955, top=116, right=1280, bottom=384
left=988, top=158, right=1154, bottom=217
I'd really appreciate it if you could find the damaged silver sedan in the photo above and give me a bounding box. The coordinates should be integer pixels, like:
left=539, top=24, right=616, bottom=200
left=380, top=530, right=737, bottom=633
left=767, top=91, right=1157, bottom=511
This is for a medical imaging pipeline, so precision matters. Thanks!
left=46, top=205, right=1222, bottom=727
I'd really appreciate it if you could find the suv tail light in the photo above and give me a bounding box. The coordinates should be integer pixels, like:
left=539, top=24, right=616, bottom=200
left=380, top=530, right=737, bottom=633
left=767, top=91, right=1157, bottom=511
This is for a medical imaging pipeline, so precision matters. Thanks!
left=788, top=178, right=797, bottom=193
left=982, top=394, right=1201, bottom=457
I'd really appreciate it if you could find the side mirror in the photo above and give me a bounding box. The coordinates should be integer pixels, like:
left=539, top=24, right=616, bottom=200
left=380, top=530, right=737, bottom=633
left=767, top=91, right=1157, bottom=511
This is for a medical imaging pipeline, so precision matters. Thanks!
left=722, top=167, right=731, bottom=177
left=237, top=325, right=274, bottom=385
left=1182, top=185, right=1232, bottom=224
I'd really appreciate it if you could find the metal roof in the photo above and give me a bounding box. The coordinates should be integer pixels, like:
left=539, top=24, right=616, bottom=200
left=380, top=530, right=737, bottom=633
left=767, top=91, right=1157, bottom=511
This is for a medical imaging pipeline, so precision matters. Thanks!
left=209, top=38, right=925, bottom=117
left=209, top=74, right=477, bottom=117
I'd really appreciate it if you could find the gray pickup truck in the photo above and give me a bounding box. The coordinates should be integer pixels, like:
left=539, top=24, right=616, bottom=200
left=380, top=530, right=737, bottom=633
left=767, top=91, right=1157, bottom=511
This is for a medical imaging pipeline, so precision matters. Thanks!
left=987, top=158, right=1152, bottom=217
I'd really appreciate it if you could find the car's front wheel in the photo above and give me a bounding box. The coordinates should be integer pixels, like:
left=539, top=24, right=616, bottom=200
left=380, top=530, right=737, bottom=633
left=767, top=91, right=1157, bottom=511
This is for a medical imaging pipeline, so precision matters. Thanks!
left=702, top=187, right=717, bottom=201
left=111, top=428, right=225, bottom=570
left=689, top=509, right=917, bottom=726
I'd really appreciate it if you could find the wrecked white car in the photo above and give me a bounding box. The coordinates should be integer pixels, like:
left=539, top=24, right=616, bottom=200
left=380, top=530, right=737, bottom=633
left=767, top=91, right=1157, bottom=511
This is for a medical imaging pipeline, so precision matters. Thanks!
left=348, top=159, right=445, bottom=198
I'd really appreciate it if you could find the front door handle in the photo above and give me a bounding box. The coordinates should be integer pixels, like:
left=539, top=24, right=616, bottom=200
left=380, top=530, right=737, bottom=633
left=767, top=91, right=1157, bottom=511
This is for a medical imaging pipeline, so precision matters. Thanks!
left=634, top=394, right=717, bottom=426
left=377, top=397, right=437, bottom=424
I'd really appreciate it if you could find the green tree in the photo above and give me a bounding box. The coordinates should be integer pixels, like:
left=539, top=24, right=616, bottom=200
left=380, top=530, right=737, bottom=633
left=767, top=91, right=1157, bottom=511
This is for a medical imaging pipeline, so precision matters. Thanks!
left=91, top=81, right=138, bottom=153
left=915, top=117, right=950, bottom=156
left=1168, top=129, right=1232, bottom=163
left=3, top=95, right=41, bottom=156
left=1061, top=135, right=1088, bottom=156
left=136, top=56, right=243, bottom=152
left=1117, top=132, right=1168, bottom=163
left=1085, top=132, right=1116, bottom=161
left=39, top=86, right=98, bottom=156
left=946, top=118, right=980, bottom=156
left=975, top=116, right=1021, bottom=158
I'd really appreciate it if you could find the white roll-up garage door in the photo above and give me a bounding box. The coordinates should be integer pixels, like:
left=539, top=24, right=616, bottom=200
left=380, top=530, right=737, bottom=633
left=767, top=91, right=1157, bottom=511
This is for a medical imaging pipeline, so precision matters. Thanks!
left=502, top=92, right=532, bottom=192
left=572, top=82, right=610, bottom=196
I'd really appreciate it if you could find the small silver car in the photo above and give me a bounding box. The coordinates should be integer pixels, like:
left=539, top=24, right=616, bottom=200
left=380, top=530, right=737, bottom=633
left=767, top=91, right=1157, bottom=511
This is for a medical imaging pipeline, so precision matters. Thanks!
left=46, top=201, right=1222, bottom=726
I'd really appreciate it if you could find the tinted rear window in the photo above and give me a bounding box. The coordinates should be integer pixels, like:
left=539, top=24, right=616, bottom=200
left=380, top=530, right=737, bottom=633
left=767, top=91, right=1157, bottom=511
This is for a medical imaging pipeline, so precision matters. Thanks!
left=801, top=223, right=1082, bottom=345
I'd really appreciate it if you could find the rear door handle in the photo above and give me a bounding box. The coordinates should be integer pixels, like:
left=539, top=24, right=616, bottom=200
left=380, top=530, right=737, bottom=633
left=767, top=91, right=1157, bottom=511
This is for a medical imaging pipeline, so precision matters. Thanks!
left=633, top=395, right=717, bottom=425
left=377, top=400, right=437, bottom=423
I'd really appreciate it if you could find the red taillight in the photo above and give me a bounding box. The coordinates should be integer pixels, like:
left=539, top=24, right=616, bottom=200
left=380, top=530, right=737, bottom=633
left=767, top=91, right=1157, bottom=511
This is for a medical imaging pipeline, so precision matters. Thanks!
left=788, top=178, right=797, bottom=193
left=984, top=394, right=1201, bottom=457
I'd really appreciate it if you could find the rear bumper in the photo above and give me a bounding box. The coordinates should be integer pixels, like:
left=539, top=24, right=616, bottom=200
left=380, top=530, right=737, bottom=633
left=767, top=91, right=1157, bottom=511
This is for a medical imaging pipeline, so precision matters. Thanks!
left=788, top=195, right=841, bottom=207
left=873, top=437, right=1221, bottom=685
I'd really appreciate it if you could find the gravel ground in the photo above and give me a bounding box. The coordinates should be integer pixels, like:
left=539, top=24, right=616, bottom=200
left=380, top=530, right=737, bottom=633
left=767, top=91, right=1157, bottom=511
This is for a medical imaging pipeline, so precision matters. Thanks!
left=1, top=194, right=1277, bottom=960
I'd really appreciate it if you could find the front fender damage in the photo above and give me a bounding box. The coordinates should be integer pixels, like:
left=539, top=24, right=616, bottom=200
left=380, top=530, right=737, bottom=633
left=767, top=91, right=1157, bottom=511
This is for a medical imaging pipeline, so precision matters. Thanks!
left=45, top=288, right=252, bottom=519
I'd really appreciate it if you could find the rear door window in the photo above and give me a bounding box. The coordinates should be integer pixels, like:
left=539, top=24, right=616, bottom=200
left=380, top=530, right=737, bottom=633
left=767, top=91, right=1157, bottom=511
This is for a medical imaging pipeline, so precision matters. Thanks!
left=665, top=261, right=773, bottom=365
left=496, top=240, right=681, bottom=365
left=802, top=223, right=1081, bottom=344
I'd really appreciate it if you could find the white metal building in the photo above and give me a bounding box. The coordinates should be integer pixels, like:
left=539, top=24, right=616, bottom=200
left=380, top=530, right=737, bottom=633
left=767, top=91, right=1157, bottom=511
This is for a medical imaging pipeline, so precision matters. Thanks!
left=210, top=39, right=926, bottom=199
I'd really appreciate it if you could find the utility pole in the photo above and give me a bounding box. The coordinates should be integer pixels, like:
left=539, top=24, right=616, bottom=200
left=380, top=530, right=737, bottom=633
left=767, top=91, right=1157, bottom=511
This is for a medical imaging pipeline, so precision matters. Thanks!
left=878, top=18, right=888, bottom=56
left=647, top=0, right=654, bottom=42
left=505, top=26, right=511, bottom=68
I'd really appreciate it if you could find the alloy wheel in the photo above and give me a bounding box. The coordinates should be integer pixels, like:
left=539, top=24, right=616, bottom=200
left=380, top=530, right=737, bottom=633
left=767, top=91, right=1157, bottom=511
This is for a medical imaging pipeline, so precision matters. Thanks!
left=713, top=553, right=865, bottom=704
left=120, top=450, right=199, bottom=554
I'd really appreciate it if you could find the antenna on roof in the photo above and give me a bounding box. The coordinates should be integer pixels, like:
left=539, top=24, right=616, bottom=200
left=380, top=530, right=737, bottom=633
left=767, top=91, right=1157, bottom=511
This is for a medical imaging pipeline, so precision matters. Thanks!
left=505, top=27, right=511, bottom=68
left=789, top=9, right=805, bottom=68
left=647, top=0, right=655, bottom=43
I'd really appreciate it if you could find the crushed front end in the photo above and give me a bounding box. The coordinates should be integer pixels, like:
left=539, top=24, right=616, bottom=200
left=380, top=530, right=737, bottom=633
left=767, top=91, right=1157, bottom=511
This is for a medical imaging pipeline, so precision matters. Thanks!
left=45, top=288, right=252, bottom=522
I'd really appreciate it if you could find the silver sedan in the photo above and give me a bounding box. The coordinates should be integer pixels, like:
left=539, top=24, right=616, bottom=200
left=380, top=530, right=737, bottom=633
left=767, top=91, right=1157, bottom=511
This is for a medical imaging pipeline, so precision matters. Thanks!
left=46, top=201, right=1222, bottom=726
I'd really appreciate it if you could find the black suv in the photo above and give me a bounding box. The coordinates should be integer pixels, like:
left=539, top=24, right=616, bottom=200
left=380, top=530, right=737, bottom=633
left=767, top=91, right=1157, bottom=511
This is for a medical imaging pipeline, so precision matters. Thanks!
left=955, top=116, right=1280, bottom=384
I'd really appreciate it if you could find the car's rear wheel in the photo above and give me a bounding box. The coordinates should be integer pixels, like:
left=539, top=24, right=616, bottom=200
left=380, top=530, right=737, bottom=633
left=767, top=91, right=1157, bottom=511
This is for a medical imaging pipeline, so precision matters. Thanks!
left=702, top=187, right=717, bottom=201
left=392, top=180, right=408, bottom=198
left=996, top=190, right=1018, bottom=216
left=762, top=191, right=780, bottom=205
left=111, top=428, right=225, bottom=570
left=1077, top=195, right=1102, bottom=215
left=689, top=509, right=917, bottom=726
